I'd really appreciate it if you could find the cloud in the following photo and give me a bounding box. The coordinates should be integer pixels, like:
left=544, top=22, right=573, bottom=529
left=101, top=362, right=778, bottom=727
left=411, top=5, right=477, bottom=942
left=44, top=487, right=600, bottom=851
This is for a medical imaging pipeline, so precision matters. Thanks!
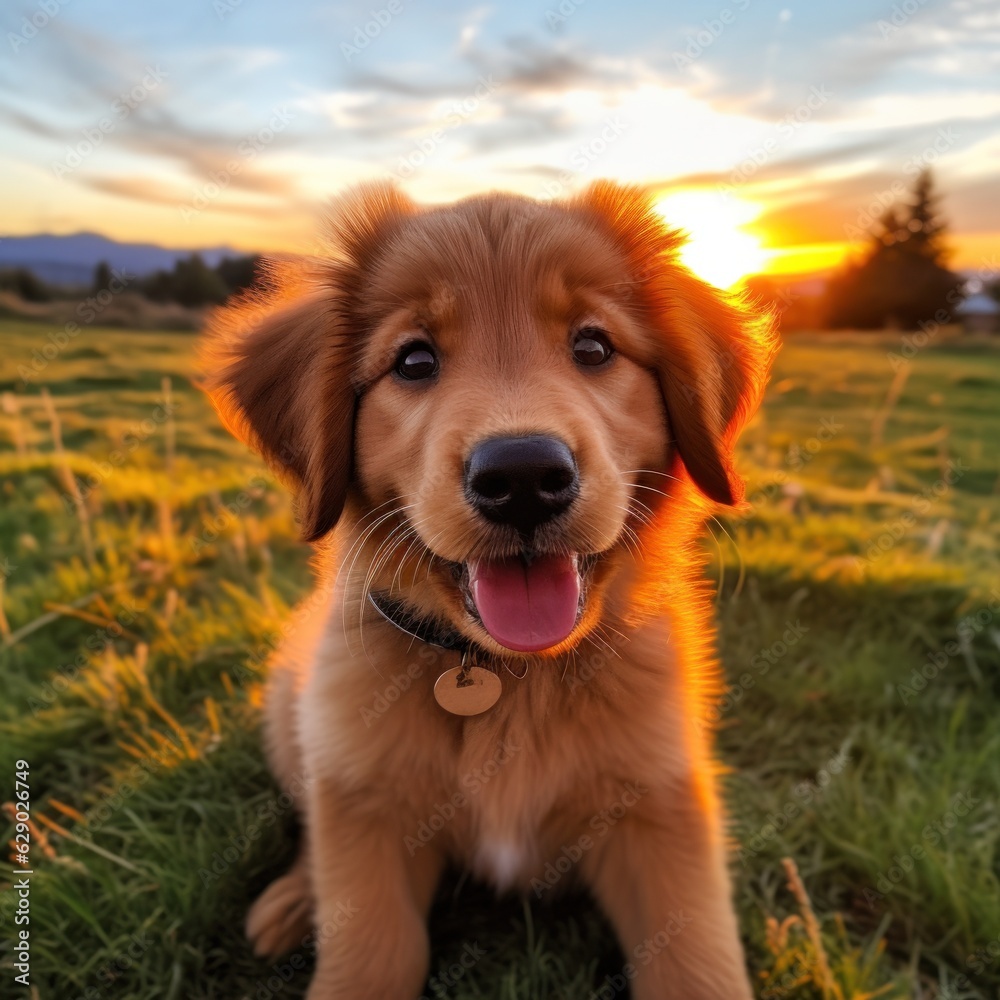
left=188, top=46, right=286, bottom=77
left=348, top=34, right=614, bottom=98
left=2, top=89, right=302, bottom=200
left=934, top=172, right=1000, bottom=235
left=461, top=107, right=575, bottom=154
left=0, top=17, right=302, bottom=198
left=0, top=104, right=62, bottom=140
left=644, top=132, right=933, bottom=204
left=318, top=36, right=627, bottom=152
left=754, top=168, right=1000, bottom=247
left=80, top=173, right=309, bottom=221
left=475, top=39, right=602, bottom=92
left=81, top=175, right=186, bottom=206
left=1, top=0, right=995, bottom=262
left=112, top=110, right=302, bottom=195
left=2, top=17, right=157, bottom=111
left=689, top=0, right=1000, bottom=124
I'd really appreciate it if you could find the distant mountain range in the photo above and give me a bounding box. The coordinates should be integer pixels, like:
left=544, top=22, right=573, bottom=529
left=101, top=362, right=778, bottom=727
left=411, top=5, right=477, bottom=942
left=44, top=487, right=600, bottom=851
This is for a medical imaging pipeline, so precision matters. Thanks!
left=0, top=232, right=245, bottom=286
left=2, top=231, right=991, bottom=293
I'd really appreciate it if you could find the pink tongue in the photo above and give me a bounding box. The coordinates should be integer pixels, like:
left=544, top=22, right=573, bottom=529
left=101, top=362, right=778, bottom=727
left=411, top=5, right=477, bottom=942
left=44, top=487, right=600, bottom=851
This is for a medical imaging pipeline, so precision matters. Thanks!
left=468, top=554, right=580, bottom=652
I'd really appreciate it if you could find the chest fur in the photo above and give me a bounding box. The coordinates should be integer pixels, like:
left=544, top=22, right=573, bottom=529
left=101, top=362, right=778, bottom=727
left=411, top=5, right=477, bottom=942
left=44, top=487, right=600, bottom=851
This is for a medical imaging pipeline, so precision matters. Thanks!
left=302, top=615, right=692, bottom=890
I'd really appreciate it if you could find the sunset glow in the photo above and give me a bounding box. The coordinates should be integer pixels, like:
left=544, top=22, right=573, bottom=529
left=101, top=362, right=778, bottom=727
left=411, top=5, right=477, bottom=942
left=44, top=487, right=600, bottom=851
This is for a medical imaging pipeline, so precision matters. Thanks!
left=655, top=191, right=770, bottom=289
left=0, top=1, right=997, bottom=282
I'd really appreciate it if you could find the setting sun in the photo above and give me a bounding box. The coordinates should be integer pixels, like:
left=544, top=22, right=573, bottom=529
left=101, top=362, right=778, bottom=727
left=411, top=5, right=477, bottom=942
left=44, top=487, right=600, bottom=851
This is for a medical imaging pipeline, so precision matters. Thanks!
left=655, top=190, right=770, bottom=289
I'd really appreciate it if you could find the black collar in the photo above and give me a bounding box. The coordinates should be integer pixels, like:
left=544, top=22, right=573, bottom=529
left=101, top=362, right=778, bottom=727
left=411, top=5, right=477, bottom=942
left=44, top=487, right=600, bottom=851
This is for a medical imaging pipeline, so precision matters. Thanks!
left=368, top=591, right=474, bottom=654
left=369, top=592, right=533, bottom=679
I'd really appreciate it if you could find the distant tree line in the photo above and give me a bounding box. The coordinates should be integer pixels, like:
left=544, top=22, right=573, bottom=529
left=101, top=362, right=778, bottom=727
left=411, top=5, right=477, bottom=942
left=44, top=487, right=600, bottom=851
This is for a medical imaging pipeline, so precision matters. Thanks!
left=2, top=175, right=996, bottom=331
left=104, top=254, right=262, bottom=307
left=823, top=169, right=963, bottom=329
left=0, top=267, right=53, bottom=302
left=749, top=169, right=998, bottom=331
left=0, top=254, right=261, bottom=309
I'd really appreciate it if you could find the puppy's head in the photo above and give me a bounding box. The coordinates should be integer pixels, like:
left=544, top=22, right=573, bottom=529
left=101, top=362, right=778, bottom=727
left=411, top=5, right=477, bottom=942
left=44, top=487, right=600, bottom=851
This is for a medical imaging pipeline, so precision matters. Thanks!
left=205, top=182, right=774, bottom=656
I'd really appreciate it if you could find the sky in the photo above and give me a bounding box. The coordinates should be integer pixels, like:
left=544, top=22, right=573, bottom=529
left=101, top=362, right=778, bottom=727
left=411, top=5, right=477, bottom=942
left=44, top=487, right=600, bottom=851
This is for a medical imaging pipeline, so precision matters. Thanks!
left=2, top=0, right=998, bottom=286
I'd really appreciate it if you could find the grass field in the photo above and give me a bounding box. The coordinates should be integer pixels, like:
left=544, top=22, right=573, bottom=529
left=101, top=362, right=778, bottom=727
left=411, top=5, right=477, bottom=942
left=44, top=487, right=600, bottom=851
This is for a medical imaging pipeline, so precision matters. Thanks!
left=1, top=317, right=999, bottom=999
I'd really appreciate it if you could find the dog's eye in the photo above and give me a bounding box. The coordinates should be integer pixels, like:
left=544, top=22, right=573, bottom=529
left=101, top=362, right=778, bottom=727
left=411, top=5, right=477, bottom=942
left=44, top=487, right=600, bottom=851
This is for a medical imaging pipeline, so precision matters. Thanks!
left=572, top=328, right=614, bottom=368
left=395, top=341, right=439, bottom=381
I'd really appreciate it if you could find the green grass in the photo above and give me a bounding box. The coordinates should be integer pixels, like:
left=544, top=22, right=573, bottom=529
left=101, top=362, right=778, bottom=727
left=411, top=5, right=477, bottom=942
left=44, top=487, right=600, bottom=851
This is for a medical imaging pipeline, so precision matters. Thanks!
left=1, top=318, right=999, bottom=999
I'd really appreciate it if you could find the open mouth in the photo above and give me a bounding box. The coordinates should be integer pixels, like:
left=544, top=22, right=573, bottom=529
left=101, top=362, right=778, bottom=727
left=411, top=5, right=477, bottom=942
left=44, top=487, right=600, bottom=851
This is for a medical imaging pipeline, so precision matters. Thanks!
left=455, top=552, right=597, bottom=653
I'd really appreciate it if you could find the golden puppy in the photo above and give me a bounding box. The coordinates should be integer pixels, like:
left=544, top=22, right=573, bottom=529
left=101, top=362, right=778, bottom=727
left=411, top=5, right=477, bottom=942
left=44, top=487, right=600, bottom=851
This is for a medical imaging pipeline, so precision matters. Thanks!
left=204, top=181, right=775, bottom=999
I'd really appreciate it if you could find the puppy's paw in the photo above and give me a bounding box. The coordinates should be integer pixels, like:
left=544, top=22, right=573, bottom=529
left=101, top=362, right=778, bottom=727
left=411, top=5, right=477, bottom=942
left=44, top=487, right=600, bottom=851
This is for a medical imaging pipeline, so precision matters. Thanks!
left=246, top=864, right=313, bottom=959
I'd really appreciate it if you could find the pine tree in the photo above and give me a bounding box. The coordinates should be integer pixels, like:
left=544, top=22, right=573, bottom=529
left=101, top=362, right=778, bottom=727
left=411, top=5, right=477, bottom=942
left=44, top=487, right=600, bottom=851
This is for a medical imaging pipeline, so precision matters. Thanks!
left=905, top=169, right=948, bottom=262
left=171, top=254, right=229, bottom=308
left=92, top=261, right=113, bottom=294
left=216, top=255, right=260, bottom=295
left=825, top=170, right=960, bottom=329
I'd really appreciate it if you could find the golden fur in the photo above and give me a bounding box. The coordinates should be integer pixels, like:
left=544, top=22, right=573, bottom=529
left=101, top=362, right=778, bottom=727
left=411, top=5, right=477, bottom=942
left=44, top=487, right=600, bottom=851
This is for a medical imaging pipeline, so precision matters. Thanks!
left=203, top=181, right=776, bottom=999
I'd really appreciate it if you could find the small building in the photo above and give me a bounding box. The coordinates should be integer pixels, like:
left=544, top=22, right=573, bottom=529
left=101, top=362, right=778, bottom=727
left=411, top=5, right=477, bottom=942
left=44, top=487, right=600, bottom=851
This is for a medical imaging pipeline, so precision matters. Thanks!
left=955, top=292, right=1000, bottom=334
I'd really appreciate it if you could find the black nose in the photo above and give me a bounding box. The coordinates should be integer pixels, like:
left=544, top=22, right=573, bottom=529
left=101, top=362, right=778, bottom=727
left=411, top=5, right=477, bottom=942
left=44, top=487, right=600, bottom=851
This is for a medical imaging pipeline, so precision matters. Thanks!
left=465, top=435, right=579, bottom=534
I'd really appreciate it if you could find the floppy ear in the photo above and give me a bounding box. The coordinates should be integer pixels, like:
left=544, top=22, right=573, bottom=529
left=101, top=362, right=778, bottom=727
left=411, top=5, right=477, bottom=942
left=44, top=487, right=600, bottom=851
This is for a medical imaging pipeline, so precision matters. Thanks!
left=203, top=274, right=354, bottom=541
left=576, top=181, right=776, bottom=506
left=203, top=183, right=415, bottom=541
left=652, top=270, right=775, bottom=505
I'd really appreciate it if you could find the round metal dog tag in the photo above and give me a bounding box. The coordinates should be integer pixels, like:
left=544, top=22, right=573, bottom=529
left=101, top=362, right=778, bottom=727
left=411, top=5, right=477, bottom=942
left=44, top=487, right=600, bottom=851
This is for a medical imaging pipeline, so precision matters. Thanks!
left=433, top=665, right=501, bottom=716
